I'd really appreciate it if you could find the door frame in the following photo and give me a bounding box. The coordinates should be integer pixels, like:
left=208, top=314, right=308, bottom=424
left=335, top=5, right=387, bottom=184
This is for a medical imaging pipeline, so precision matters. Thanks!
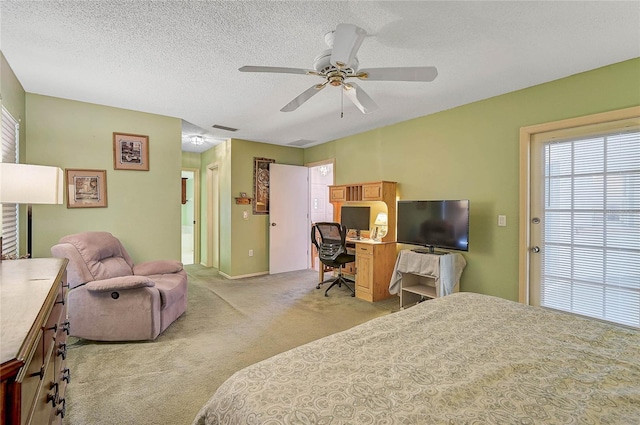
left=305, top=159, right=336, bottom=272
left=181, top=167, right=200, bottom=264
left=206, top=163, right=220, bottom=268
left=518, top=106, right=640, bottom=304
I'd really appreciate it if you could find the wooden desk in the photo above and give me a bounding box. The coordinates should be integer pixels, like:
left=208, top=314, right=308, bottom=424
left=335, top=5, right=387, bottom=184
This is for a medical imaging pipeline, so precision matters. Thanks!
left=0, top=258, right=70, bottom=425
left=319, top=238, right=397, bottom=302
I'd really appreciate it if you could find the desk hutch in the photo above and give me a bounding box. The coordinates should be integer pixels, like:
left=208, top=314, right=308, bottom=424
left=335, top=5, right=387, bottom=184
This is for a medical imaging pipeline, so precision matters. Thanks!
left=327, top=181, right=398, bottom=302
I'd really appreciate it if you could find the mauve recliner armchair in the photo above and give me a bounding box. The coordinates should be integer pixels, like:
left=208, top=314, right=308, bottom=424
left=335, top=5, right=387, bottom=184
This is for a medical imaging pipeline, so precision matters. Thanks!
left=51, top=231, right=188, bottom=341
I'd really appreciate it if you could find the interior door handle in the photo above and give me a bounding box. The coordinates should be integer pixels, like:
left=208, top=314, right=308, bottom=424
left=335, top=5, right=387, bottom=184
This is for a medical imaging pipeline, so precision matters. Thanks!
left=271, top=223, right=277, bottom=226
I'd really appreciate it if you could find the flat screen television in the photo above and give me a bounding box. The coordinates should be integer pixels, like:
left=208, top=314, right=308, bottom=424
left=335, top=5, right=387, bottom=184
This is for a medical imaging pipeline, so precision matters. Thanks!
left=341, top=205, right=370, bottom=239
left=397, top=200, right=469, bottom=252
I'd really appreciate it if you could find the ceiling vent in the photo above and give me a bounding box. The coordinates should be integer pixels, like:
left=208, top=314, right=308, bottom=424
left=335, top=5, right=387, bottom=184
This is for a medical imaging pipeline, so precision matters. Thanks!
left=288, top=139, right=316, bottom=147
left=211, top=124, right=238, bottom=132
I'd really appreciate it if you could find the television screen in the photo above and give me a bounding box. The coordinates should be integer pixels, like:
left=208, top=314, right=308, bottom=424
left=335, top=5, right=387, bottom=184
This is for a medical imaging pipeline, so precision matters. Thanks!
left=341, top=205, right=370, bottom=237
left=397, top=200, right=469, bottom=252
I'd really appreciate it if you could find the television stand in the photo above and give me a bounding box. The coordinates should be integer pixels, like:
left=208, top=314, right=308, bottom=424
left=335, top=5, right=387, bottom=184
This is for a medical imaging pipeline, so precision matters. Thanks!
left=389, top=250, right=467, bottom=309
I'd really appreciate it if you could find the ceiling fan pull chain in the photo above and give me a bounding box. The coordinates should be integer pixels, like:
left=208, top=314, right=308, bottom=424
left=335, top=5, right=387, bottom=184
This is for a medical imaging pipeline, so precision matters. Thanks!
left=341, top=88, right=344, bottom=118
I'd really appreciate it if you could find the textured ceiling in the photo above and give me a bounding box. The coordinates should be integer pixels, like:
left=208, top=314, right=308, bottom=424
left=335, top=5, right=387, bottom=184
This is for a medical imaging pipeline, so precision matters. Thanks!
left=1, top=1, right=639, bottom=153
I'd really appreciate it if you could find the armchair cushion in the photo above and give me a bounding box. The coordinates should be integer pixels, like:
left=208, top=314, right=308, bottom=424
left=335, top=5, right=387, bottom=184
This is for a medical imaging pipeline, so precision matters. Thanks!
left=58, top=231, right=135, bottom=280
left=134, top=260, right=183, bottom=276
left=86, top=275, right=155, bottom=292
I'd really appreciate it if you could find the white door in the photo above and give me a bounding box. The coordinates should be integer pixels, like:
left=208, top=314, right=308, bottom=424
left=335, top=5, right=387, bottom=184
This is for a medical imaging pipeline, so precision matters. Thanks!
left=527, top=116, right=640, bottom=327
left=269, top=163, right=309, bottom=274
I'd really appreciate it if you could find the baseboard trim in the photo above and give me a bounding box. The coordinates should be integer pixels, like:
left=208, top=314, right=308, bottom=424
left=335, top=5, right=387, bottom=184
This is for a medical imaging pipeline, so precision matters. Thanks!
left=219, top=270, right=269, bottom=280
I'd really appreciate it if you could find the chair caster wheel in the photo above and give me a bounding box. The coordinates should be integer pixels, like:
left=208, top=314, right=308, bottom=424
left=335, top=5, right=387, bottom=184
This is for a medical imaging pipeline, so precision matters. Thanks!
left=325, top=293, right=329, bottom=297
left=351, top=293, right=356, bottom=297
left=316, top=285, right=321, bottom=289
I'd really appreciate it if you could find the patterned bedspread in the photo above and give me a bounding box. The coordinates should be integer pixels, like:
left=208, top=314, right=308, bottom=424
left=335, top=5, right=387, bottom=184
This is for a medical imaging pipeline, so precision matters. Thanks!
left=193, top=292, right=640, bottom=424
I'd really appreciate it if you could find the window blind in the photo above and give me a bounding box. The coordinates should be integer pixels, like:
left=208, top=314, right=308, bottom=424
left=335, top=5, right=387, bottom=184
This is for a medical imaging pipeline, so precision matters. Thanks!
left=1, top=106, right=19, bottom=257
left=542, top=129, right=640, bottom=327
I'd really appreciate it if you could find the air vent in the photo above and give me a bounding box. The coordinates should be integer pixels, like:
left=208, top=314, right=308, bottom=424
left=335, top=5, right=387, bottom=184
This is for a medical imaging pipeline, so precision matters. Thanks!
left=288, top=139, right=316, bottom=147
left=211, top=124, right=238, bottom=132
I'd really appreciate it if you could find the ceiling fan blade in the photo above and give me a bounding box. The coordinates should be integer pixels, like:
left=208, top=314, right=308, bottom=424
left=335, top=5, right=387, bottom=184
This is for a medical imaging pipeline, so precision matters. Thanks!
left=330, top=24, right=366, bottom=69
left=239, top=66, right=314, bottom=75
left=342, top=82, right=379, bottom=114
left=280, top=83, right=327, bottom=112
left=357, top=66, right=438, bottom=82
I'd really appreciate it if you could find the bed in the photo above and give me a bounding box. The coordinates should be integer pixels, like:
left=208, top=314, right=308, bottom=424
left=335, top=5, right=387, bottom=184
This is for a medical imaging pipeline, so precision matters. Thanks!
left=193, top=292, right=640, bottom=424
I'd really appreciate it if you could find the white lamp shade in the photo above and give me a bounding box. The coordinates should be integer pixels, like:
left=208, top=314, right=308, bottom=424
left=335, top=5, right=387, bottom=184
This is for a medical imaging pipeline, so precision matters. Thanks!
left=0, top=163, right=64, bottom=205
left=374, top=212, right=388, bottom=226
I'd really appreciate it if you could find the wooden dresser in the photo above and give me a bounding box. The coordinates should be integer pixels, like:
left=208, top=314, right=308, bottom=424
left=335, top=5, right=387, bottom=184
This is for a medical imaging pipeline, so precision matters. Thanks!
left=0, top=258, right=70, bottom=425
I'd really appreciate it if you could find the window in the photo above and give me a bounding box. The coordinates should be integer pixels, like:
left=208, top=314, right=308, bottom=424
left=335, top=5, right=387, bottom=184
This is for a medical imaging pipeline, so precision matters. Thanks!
left=2, top=106, right=19, bottom=258
left=540, top=126, right=640, bottom=327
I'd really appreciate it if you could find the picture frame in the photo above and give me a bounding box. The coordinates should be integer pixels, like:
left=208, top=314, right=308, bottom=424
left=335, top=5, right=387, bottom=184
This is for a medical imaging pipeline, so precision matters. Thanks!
left=66, top=169, right=108, bottom=208
left=113, top=132, right=149, bottom=171
left=253, top=157, right=275, bottom=215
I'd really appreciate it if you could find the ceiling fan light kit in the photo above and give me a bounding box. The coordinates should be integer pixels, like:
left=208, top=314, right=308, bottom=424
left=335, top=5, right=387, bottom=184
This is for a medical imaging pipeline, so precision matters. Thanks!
left=239, top=23, right=438, bottom=114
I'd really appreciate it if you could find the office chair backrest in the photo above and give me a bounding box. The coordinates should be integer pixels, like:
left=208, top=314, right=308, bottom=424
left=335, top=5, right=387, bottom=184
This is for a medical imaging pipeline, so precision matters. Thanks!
left=311, top=222, right=347, bottom=262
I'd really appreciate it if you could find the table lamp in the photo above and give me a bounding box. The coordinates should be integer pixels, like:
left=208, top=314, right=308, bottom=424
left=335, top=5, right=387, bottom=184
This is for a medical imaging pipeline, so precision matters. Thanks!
left=373, top=212, right=388, bottom=241
left=0, top=163, right=64, bottom=257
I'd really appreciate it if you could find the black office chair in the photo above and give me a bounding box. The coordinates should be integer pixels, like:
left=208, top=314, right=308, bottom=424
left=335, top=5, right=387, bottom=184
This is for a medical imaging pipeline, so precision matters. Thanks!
left=311, top=222, right=356, bottom=297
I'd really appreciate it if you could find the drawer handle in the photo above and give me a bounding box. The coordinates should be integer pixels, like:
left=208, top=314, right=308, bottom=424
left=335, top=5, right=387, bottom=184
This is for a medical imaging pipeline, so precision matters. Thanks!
left=55, top=297, right=65, bottom=305
left=62, top=367, right=71, bottom=383
left=62, top=321, right=71, bottom=335
left=30, top=366, right=44, bottom=379
left=56, top=398, right=66, bottom=418
left=47, top=383, right=59, bottom=406
left=57, top=343, right=67, bottom=360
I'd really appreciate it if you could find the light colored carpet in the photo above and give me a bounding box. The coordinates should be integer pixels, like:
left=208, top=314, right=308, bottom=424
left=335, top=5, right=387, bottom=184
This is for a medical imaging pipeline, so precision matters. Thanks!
left=65, top=265, right=399, bottom=424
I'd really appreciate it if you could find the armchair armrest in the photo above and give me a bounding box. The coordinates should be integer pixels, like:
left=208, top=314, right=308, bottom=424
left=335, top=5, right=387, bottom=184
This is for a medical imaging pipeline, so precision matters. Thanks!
left=133, top=260, right=184, bottom=276
left=86, top=275, right=155, bottom=292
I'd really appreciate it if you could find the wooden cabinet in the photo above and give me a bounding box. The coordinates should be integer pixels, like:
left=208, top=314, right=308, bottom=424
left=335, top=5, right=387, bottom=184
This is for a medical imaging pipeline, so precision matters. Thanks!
left=329, top=181, right=397, bottom=242
left=1, top=258, right=70, bottom=425
left=325, top=180, right=398, bottom=302
left=354, top=241, right=397, bottom=302
left=329, top=186, right=347, bottom=202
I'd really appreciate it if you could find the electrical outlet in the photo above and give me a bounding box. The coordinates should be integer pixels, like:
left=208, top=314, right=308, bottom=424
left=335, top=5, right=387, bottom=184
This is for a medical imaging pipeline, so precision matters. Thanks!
left=498, top=215, right=507, bottom=227
left=248, top=249, right=253, bottom=257
left=243, top=211, right=249, bottom=220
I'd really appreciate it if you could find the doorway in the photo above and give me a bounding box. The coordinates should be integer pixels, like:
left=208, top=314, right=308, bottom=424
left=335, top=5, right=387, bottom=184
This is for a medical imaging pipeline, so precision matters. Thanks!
left=308, top=160, right=335, bottom=272
left=519, top=107, right=639, bottom=327
left=181, top=170, right=195, bottom=265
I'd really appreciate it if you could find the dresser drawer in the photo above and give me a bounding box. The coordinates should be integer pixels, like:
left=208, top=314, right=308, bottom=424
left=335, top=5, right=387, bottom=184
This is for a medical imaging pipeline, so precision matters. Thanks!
left=355, top=243, right=373, bottom=256
left=18, top=331, right=44, bottom=423
left=25, top=344, right=57, bottom=425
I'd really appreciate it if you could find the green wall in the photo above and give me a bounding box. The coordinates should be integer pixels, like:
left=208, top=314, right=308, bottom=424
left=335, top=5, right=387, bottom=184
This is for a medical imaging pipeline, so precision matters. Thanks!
left=194, top=139, right=304, bottom=277
left=229, top=139, right=304, bottom=276
left=26, top=94, right=183, bottom=262
left=304, top=57, right=640, bottom=301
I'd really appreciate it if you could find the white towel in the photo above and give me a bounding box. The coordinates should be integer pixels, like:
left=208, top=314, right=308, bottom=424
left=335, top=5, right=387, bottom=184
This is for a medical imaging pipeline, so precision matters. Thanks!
left=389, top=250, right=466, bottom=296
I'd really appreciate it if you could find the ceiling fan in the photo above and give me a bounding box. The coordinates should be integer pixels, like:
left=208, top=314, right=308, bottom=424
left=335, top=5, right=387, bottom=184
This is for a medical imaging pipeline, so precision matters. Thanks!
left=239, top=23, right=438, bottom=114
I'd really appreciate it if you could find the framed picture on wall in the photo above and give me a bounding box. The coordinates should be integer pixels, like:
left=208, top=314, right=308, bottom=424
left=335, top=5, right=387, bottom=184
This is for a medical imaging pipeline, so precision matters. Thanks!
left=113, top=132, right=149, bottom=171
left=253, top=157, right=275, bottom=215
left=66, top=168, right=108, bottom=208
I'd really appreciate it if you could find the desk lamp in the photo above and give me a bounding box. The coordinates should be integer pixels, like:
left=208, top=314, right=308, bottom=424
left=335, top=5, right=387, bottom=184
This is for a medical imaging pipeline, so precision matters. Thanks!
left=0, top=163, right=64, bottom=257
left=373, top=212, right=388, bottom=242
